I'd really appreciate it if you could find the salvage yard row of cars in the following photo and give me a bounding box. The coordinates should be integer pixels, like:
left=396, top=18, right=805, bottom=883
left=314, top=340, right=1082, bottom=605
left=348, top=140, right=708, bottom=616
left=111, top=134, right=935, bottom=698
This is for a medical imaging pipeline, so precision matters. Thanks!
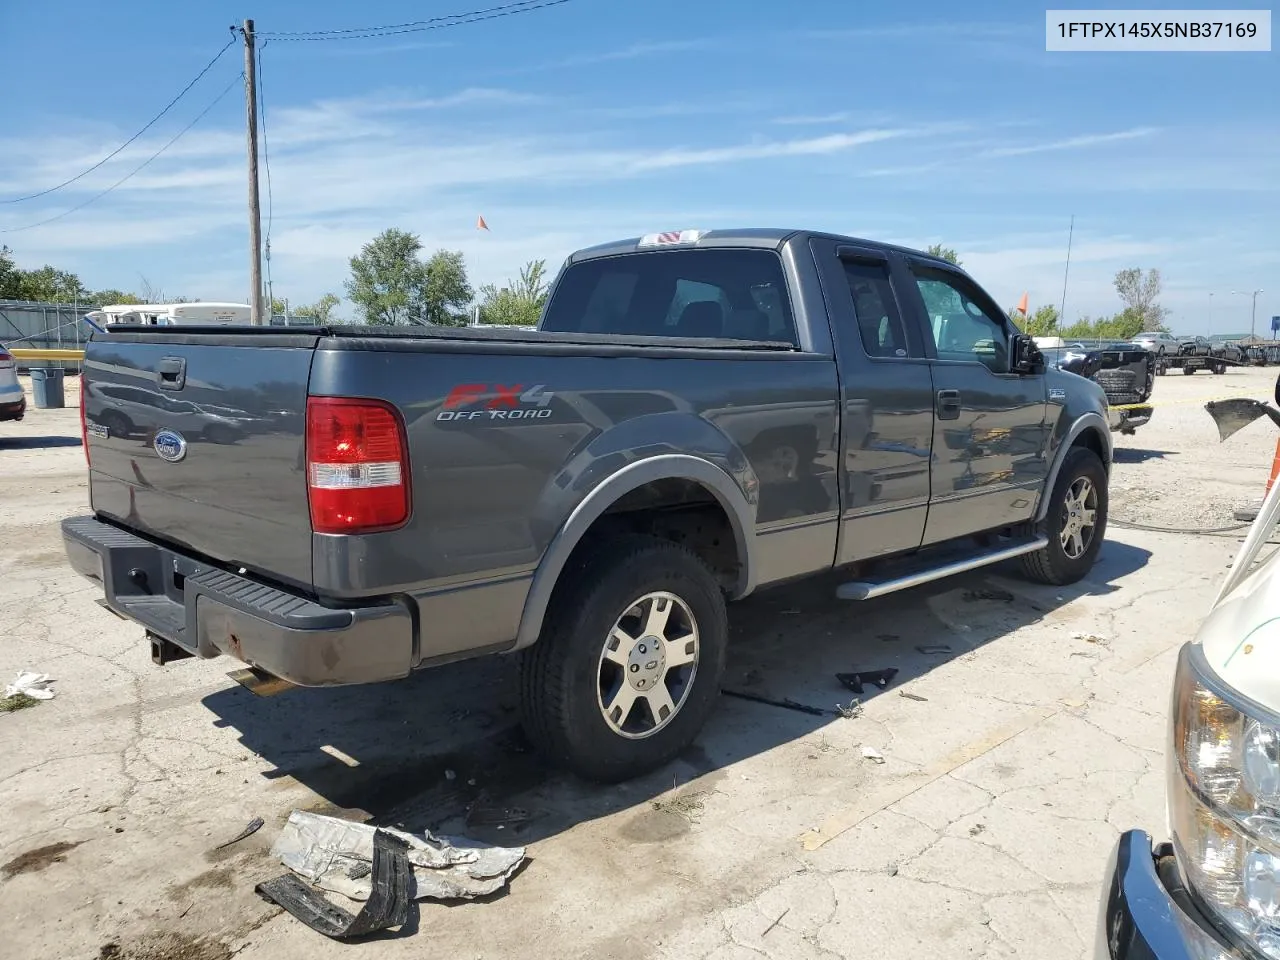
left=21, top=227, right=1277, bottom=959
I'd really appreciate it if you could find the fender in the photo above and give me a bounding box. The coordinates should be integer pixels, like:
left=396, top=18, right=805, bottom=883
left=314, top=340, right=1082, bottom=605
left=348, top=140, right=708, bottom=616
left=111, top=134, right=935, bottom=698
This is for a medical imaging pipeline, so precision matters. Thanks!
left=1035, top=411, right=1112, bottom=522
left=512, top=454, right=757, bottom=651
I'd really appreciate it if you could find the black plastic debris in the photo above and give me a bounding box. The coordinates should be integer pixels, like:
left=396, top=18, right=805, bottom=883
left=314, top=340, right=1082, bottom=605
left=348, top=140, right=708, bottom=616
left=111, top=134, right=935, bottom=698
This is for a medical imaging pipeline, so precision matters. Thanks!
left=835, top=668, right=899, bottom=693
left=256, top=829, right=411, bottom=940
left=215, top=816, right=265, bottom=850
left=721, top=689, right=831, bottom=716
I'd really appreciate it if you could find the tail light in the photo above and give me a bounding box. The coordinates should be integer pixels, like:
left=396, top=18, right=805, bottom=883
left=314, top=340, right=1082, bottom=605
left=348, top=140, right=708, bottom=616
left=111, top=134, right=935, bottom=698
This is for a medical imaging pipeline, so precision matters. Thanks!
left=79, top=374, right=90, bottom=466
left=306, top=397, right=410, bottom=534
left=0, top=349, right=12, bottom=369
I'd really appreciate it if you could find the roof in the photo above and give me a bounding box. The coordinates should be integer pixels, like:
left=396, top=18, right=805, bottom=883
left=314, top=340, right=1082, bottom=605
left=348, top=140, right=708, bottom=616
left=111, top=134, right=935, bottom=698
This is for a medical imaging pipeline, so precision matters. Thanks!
left=567, top=228, right=956, bottom=267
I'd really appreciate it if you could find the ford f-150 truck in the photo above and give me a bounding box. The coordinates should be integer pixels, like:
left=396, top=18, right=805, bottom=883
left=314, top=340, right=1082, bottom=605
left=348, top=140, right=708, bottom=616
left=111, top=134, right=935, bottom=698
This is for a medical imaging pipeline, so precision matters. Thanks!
left=63, top=229, right=1113, bottom=782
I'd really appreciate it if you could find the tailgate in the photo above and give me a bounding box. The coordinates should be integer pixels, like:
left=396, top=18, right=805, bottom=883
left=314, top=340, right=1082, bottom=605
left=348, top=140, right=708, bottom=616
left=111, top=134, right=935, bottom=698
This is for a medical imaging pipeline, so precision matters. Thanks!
left=83, top=329, right=319, bottom=589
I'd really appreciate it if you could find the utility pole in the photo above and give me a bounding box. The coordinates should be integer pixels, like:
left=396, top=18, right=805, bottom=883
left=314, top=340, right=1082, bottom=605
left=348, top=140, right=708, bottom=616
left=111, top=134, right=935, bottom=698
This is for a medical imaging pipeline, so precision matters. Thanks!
left=1233, top=289, right=1264, bottom=341
left=242, top=20, right=265, bottom=326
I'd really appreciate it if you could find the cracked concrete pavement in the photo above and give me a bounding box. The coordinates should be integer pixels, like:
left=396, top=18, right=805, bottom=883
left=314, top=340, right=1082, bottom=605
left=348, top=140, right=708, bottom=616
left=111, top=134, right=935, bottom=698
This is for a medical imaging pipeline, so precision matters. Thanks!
left=1, top=367, right=1275, bottom=960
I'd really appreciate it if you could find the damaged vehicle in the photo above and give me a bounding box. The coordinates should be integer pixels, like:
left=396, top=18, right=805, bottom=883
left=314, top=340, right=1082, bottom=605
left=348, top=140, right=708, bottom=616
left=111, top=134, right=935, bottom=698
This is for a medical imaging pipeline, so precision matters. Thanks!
left=1100, top=382, right=1280, bottom=959
left=1038, top=339, right=1156, bottom=435
left=63, top=228, right=1115, bottom=783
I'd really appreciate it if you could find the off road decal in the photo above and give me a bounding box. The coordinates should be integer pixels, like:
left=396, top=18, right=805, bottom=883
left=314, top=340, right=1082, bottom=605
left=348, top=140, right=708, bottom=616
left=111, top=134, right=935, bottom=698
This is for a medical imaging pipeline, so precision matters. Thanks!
left=437, top=384, right=555, bottom=421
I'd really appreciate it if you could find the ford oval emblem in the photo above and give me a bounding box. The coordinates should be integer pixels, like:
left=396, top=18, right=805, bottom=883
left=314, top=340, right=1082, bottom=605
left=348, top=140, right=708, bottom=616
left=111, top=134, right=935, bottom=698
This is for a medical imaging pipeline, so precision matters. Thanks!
left=153, top=429, right=187, bottom=462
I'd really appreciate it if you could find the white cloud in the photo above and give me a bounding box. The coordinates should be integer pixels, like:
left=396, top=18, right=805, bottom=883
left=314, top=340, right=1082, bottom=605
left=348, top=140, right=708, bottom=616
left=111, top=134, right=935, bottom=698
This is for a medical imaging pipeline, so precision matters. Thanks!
left=981, top=127, right=1159, bottom=158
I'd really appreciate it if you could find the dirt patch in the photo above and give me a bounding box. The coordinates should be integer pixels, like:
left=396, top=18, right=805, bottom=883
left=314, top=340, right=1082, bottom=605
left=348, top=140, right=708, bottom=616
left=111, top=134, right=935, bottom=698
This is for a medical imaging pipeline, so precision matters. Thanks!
left=1, top=839, right=83, bottom=878
left=98, top=933, right=231, bottom=960
left=168, top=866, right=235, bottom=900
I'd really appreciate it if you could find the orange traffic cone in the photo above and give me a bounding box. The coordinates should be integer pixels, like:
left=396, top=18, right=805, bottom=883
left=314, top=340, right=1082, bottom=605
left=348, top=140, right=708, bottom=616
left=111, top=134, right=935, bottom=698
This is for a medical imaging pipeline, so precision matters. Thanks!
left=1267, top=437, right=1280, bottom=495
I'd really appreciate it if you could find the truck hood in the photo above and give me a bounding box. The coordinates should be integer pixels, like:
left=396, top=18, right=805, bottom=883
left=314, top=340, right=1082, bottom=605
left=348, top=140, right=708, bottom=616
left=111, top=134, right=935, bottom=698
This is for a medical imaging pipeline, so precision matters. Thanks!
left=1198, top=476, right=1280, bottom=706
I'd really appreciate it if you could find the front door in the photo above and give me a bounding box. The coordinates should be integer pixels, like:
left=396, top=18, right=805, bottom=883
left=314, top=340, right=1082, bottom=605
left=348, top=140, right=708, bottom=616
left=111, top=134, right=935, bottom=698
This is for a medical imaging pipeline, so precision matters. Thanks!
left=901, top=260, right=1049, bottom=546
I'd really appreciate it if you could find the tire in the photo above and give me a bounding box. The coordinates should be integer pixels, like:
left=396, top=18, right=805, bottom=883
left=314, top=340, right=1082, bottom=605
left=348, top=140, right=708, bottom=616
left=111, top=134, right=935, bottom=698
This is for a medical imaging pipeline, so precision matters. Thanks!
left=1183, top=366, right=1195, bottom=375
left=519, top=535, right=728, bottom=783
left=1019, top=446, right=1108, bottom=586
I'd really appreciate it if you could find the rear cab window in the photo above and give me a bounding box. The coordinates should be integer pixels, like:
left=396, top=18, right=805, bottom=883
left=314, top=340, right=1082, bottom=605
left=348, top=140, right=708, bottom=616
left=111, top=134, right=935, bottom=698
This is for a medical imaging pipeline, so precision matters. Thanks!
left=540, top=249, right=798, bottom=345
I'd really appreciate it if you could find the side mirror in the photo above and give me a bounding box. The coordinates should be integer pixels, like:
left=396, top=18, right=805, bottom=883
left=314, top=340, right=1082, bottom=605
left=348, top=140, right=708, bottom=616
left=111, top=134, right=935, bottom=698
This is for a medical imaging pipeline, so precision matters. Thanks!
left=1011, top=334, right=1045, bottom=375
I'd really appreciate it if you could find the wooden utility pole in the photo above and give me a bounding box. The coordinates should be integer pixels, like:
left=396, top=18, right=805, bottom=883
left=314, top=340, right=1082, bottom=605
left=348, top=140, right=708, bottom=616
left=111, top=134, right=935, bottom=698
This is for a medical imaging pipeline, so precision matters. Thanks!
left=243, top=19, right=265, bottom=325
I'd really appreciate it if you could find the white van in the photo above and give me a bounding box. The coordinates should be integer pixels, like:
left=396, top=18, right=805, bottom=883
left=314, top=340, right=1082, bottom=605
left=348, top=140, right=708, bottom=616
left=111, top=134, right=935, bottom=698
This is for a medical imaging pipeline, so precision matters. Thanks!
left=85, top=303, right=252, bottom=327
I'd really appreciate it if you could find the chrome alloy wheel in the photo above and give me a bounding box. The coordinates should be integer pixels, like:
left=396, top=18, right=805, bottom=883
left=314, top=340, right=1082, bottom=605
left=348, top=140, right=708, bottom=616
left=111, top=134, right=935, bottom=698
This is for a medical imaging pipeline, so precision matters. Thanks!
left=1059, top=476, right=1098, bottom=560
left=596, top=591, right=700, bottom=740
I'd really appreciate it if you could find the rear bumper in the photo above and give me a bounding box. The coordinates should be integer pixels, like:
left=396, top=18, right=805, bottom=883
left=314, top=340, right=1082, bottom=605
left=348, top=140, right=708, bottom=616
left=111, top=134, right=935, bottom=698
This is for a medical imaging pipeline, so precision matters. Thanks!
left=62, top=515, right=414, bottom=686
left=1109, top=406, right=1153, bottom=434
left=0, top=393, right=25, bottom=421
left=1096, top=830, right=1245, bottom=960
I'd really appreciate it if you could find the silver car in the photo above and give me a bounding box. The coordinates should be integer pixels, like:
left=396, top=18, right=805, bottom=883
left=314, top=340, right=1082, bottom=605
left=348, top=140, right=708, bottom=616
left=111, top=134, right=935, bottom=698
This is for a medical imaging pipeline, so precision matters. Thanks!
left=0, top=347, right=25, bottom=421
left=1132, top=331, right=1180, bottom=356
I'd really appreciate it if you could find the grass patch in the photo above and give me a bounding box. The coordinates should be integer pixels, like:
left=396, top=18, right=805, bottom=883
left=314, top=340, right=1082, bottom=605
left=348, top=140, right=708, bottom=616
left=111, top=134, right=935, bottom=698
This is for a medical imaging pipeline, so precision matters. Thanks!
left=0, top=693, right=39, bottom=713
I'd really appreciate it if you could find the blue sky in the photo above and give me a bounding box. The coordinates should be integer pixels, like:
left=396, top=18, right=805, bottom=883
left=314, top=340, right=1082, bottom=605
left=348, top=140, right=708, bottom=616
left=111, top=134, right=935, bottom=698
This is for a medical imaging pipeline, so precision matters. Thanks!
left=1, top=0, right=1276, bottom=333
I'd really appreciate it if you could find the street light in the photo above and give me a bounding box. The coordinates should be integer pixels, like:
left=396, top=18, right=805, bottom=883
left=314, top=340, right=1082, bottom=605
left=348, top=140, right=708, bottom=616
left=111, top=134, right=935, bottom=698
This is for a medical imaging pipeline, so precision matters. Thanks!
left=1233, top=289, right=1265, bottom=341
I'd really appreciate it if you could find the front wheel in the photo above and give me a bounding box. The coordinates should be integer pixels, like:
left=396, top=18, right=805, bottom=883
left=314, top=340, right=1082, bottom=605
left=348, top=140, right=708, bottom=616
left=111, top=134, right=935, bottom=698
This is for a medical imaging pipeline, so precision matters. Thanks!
left=519, top=535, right=728, bottom=783
left=1020, top=447, right=1108, bottom=586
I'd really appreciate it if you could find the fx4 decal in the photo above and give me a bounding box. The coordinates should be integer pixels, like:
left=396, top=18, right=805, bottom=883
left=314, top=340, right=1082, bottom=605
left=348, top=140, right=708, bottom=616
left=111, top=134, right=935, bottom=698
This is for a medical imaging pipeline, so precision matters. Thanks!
left=437, top=384, right=555, bottom=422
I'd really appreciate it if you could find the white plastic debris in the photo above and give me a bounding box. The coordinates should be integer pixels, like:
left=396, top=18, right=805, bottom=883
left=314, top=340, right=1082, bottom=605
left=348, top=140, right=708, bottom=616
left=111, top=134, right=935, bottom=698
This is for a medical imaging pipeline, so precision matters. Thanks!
left=861, top=745, right=885, bottom=764
left=271, top=810, right=524, bottom=903
left=5, top=671, right=55, bottom=700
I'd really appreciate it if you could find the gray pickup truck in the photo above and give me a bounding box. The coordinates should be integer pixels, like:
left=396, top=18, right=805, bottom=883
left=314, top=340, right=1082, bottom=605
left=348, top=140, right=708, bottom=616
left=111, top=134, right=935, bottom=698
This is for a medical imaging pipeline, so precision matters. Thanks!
left=64, top=229, right=1113, bottom=782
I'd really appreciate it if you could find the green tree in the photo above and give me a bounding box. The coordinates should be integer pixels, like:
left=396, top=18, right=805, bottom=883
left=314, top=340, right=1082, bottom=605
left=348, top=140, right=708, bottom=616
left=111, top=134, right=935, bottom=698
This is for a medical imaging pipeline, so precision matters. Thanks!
left=926, top=243, right=961, bottom=266
left=87, top=290, right=142, bottom=306
left=0, top=246, right=20, bottom=300
left=478, top=259, right=549, bottom=327
left=294, top=293, right=341, bottom=323
left=345, top=229, right=472, bottom=326
left=1113, top=268, right=1168, bottom=331
left=416, top=250, right=473, bottom=326
left=1011, top=304, right=1060, bottom=337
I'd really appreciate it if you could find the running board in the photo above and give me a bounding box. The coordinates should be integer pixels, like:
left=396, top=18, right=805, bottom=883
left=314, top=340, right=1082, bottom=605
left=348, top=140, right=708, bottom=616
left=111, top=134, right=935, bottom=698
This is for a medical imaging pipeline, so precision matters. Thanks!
left=836, top=537, right=1048, bottom=601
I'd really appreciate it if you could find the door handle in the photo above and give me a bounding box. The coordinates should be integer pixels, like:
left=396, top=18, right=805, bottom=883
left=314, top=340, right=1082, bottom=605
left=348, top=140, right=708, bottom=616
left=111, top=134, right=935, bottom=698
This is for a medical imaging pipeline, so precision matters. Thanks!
left=157, top=357, right=186, bottom=391
left=936, top=389, right=961, bottom=421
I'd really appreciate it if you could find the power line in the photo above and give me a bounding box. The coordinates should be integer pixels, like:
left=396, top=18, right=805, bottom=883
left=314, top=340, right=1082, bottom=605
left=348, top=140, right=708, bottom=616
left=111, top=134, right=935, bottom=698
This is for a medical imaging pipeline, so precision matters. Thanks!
left=1, top=73, right=244, bottom=235
left=2, top=36, right=238, bottom=205
left=258, top=0, right=573, bottom=41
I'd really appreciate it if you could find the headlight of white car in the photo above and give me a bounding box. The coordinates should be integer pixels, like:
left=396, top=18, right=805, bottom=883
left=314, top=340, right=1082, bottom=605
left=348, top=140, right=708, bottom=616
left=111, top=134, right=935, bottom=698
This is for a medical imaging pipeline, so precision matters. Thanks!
left=1172, top=641, right=1280, bottom=957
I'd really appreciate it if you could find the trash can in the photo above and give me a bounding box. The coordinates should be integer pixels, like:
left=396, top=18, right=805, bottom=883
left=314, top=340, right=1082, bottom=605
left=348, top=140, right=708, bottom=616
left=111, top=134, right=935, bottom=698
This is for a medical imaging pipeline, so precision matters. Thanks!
left=30, top=367, right=65, bottom=409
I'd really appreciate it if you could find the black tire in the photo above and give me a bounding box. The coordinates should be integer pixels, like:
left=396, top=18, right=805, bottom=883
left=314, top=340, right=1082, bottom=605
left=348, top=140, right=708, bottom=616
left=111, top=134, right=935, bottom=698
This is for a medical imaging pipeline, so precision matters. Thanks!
left=519, top=535, right=728, bottom=783
left=1019, top=446, right=1108, bottom=586
left=1183, top=366, right=1195, bottom=375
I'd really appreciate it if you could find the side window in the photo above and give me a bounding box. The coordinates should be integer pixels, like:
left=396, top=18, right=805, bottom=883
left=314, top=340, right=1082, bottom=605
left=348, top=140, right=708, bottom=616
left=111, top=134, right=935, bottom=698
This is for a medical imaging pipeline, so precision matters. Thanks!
left=841, top=259, right=909, bottom=358
left=913, top=270, right=1010, bottom=372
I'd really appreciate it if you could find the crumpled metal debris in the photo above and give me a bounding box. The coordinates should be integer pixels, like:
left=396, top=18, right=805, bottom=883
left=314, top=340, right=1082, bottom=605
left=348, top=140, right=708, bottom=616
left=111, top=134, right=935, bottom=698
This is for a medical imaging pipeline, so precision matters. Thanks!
left=271, top=810, right=525, bottom=903
left=258, top=828, right=411, bottom=940
left=5, top=670, right=55, bottom=700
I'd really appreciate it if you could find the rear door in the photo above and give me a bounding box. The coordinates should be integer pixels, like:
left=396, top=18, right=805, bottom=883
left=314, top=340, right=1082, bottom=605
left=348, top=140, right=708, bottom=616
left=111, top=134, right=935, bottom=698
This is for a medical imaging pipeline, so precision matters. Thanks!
left=810, top=239, right=935, bottom=562
left=899, top=260, right=1049, bottom=545
left=84, top=330, right=318, bottom=588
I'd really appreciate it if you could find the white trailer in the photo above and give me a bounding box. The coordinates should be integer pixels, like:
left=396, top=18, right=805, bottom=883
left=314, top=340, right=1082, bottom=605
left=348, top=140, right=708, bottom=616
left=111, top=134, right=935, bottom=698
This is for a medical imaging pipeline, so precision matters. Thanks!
left=85, top=302, right=252, bottom=327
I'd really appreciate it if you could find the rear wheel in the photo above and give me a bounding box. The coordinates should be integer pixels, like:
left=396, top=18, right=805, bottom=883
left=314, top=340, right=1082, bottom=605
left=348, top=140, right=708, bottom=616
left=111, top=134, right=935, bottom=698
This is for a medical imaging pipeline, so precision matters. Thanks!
left=1183, top=365, right=1195, bottom=375
left=1020, top=446, right=1108, bottom=586
left=519, top=535, right=728, bottom=783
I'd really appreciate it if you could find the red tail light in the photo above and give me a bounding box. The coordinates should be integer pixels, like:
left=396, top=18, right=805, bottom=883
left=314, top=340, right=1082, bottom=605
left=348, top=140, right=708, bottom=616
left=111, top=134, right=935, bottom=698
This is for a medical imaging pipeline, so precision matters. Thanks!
left=79, top=374, right=90, bottom=466
left=306, top=397, right=410, bottom=534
